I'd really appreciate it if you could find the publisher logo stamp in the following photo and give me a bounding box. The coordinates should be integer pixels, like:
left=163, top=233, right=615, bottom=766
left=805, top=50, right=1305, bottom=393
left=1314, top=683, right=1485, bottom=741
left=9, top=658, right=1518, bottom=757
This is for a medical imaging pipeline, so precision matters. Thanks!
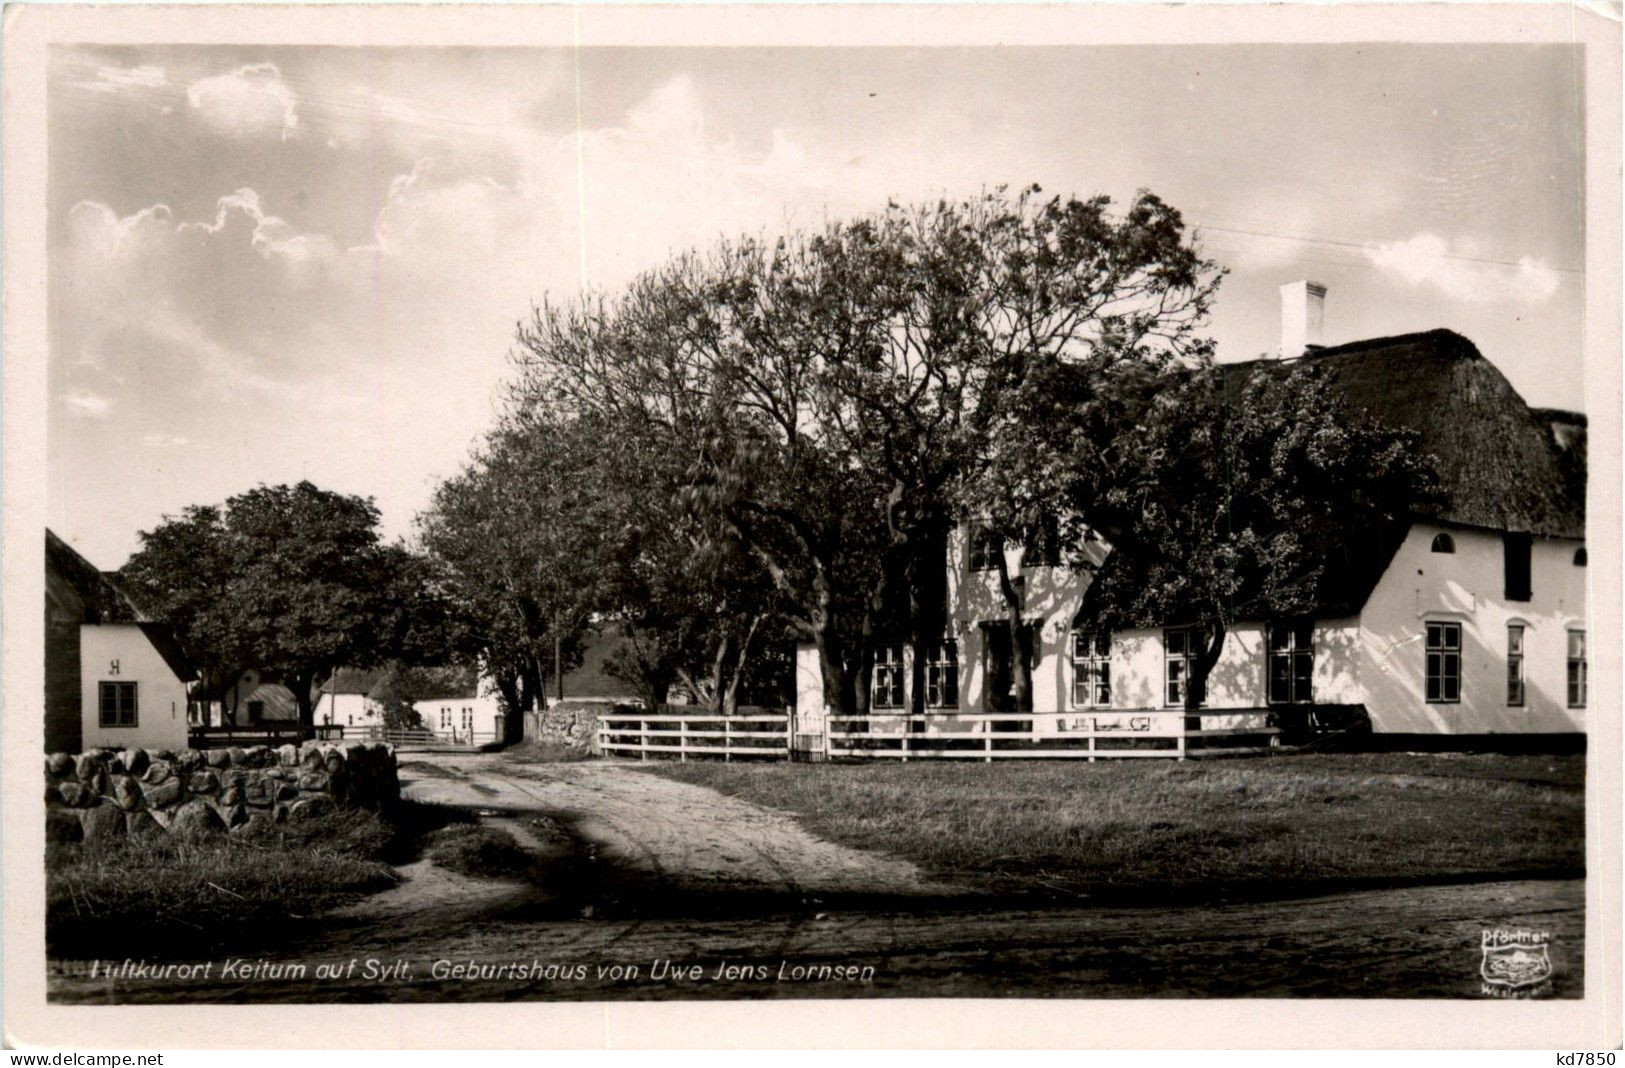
left=1480, top=929, right=1553, bottom=996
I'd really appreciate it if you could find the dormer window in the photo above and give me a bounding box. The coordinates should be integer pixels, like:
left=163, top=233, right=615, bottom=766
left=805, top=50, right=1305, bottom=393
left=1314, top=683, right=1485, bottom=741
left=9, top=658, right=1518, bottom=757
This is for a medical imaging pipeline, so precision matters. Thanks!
left=1430, top=533, right=1455, bottom=554
left=1574, top=547, right=1587, bottom=566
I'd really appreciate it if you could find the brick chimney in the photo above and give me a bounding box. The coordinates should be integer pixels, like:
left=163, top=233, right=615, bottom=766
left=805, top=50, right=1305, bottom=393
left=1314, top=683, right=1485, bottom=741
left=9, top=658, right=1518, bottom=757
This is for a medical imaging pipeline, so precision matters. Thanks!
left=1279, top=280, right=1327, bottom=358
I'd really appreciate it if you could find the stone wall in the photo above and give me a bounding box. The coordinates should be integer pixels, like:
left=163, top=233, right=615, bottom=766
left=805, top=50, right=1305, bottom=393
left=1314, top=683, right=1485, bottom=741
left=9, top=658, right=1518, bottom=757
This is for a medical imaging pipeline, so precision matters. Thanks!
left=44, top=741, right=399, bottom=845
left=523, top=700, right=617, bottom=754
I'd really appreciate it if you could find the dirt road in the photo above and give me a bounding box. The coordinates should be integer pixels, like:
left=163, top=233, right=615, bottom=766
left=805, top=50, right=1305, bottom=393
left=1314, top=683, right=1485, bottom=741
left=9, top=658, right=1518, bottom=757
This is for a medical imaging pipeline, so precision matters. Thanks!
left=48, top=754, right=1584, bottom=1003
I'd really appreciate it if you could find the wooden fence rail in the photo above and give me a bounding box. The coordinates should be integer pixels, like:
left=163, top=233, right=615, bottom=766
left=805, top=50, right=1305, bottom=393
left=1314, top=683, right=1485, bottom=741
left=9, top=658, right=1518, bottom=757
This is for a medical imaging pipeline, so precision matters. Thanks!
left=826, top=710, right=1279, bottom=762
left=596, top=710, right=1277, bottom=762
left=188, top=724, right=495, bottom=749
left=597, top=713, right=791, bottom=761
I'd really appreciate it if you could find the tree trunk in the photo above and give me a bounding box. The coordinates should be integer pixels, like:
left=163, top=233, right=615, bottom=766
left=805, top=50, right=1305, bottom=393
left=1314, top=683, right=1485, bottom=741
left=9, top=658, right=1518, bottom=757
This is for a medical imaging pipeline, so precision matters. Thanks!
left=722, top=614, right=762, bottom=717
left=1184, top=615, right=1228, bottom=715
left=992, top=547, right=1033, bottom=713
left=292, top=669, right=316, bottom=730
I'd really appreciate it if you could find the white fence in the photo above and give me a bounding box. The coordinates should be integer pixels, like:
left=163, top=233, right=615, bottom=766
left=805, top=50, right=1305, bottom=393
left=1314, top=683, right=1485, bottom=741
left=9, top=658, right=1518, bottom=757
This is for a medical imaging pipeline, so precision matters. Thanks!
left=827, top=710, right=1279, bottom=761
left=596, top=709, right=1278, bottom=762
left=597, top=711, right=791, bottom=761
left=317, top=724, right=498, bottom=749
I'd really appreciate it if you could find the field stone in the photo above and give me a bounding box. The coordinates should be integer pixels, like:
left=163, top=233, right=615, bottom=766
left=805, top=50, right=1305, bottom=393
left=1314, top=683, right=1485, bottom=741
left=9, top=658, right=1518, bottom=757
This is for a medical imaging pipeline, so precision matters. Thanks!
left=244, top=777, right=274, bottom=805
left=110, top=775, right=144, bottom=811
left=223, top=804, right=250, bottom=829
left=300, top=747, right=326, bottom=772
left=244, top=745, right=271, bottom=767
left=287, top=797, right=332, bottom=822
left=204, top=748, right=230, bottom=768
left=80, top=804, right=126, bottom=843
left=170, top=799, right=226, bottom=840
left=120, top=748, right=150, bottom=776
left=298, top=770, right=331, bottom=792
left=175, top=749, right=204, bottom=772
left=276, top=783, right=299, bottom=802
left=143, top=761, right=172, bottom=785
left=48, top=753, right=75, bottom=778
left=220, top=786, right=244, bottom=807
left=143, top=778, right=183, bottom=808
left=74, top=753, right=103, bottom=780
left=189, top=770, right=220, bottom=794
left=125, top=811, right=165, bottom=839
left=57, top=782, right=92, bottom=807
left=47, top=809, right=84, bottom=844
left=149, top=748, right=176, bottom=763
left=277, top=744, right=299, bottom=767
left=226, top=746, right=248, bottom=766
left=107, top=753, right=127, bottom=775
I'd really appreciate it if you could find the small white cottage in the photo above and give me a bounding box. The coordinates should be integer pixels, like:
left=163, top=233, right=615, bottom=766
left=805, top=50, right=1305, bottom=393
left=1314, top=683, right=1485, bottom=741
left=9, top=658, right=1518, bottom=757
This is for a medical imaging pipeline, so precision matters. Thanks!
left=45, top=530, right=197, bottom=752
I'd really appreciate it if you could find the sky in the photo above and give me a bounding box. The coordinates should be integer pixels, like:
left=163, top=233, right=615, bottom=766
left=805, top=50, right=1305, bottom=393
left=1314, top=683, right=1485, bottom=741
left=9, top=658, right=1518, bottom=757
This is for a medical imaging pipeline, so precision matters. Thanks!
left=47, top=43, right=1587, bottom=567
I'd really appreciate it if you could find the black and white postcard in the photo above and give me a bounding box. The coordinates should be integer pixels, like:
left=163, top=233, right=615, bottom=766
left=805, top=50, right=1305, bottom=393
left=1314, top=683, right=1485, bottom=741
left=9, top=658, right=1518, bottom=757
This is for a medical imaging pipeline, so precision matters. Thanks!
left=3, top=2, right=1619, bottom=1051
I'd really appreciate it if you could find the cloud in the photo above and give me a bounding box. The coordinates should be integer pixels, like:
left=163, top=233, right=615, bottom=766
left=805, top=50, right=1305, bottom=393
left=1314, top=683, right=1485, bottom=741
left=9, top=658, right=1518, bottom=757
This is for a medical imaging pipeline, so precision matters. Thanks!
left=76, top=64, right=167, bottom=94
left=1367, top=232, right=1561, bottom=303
left=181, top=188, right=337, bottom=266
left=64, top=392, right=114, bottom=418
left=186, top=63, right=299, bottom=140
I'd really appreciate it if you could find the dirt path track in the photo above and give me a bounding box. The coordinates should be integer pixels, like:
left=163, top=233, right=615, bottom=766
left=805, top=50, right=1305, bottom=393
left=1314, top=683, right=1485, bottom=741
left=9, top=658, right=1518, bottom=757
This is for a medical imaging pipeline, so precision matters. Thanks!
left=401, top=754, right=950, bottom=899
left=47, top=754, right=1585, bottom=1003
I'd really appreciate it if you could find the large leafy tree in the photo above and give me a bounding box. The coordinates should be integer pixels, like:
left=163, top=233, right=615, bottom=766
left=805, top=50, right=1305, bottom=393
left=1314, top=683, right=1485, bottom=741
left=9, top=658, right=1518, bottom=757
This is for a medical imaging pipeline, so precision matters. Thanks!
left=122, top=481, right=429, bottom=728
left=512, top=185, right=1220, bottom=716
left=1074, top=362, right=1438, bottom=710
left=418, top=415, right=604, bottom=736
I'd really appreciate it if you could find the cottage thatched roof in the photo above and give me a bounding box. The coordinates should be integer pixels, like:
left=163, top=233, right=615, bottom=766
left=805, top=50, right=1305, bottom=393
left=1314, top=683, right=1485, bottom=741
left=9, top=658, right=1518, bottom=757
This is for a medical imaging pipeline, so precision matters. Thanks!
left=1077, top=330, right=1585, bottom=628
left=1242, top=330, right=1585, bottom=540
left=45, top=529, right=197, bottom=681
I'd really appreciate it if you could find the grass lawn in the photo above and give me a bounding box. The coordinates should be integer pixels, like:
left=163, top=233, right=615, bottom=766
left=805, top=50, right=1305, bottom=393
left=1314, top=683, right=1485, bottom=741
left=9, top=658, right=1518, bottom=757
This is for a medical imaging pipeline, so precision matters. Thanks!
left=46, top=801, right=465, bottom=958
left=647, top=752, right=1585, bottom=902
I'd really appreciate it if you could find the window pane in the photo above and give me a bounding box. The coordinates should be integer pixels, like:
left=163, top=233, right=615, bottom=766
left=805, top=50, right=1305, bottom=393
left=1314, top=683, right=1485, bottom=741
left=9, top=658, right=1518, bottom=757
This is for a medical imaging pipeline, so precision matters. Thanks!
left=1569, top=631, right=1585, bottom=658
left=1268, top=625, right=1289, bottom=651
left=1292, top=653, right=1313, bottom=701
left=1426, top=623, right=1441, bottom=649
left=1294, top=621, right=1313, bottom=649
left=1268, top=657, right=1288, bottom=703
left=1167, top=630, right=1185, bottom=655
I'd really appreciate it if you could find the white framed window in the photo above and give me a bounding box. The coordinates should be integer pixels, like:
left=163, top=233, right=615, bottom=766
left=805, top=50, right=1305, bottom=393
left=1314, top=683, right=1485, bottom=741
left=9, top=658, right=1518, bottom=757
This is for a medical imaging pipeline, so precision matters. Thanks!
left=1506, top=624, right=1525, bottom=707
left=1567, top=629, right=1587, bottom=709
left=1071, top=632, right=1111, bottom=708
left=924, top=639, right=958, bottom=708
left=1164, top=627, right=1208, bottom=708
left=1425, top=622, right=1462, bottom=703
left=969, top=525, right=1003, bottom=572
left=1267, top=621, right=1314, bottom=705
left=871, top=644, right=905, bottom=709
left=99, top=681, right=138, bottom=728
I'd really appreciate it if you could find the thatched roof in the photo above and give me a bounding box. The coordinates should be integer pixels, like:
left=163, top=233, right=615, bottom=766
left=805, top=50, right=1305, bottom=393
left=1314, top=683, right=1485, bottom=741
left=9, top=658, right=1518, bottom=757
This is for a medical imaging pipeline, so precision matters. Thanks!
left=1077, top=330, right=1585, bottom=628
left=319, top=667, right=385, bottom=696
left=46, top=529, right=197, bottom=681
left=1248, top=330, right=1584, bottom=540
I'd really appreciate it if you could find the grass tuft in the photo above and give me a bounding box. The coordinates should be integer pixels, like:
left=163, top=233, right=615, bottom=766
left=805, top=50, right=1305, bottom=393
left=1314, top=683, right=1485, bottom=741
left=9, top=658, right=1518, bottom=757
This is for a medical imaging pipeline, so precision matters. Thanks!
left=422, top=824, right=538, bottom=879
